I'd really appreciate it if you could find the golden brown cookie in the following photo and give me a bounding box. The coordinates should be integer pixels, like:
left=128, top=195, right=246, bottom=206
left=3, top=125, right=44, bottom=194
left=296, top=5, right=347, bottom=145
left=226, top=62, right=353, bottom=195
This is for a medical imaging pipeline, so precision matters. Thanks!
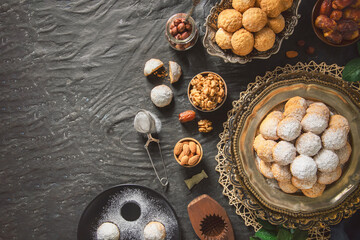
left=302, top=182, right=326, bottom=198
left=254, top=27, right=275, bottom=52
left=317, top=166, right=342, bottom=185
left=253, top=134, right=266, bottom=151
left=291, top=175, right=317, bottom=190
left=231, top=28, right=254, bottom=56
left=281, top=0, right=293, bottom=12
left=278, top=180, right=298, bottom=193
left=271, top=163, right=291, bottom=182
left=258, top=159, right=274, bottom=178
left=329, top=115, right=350, bottom=133
left=257, top=139, right=277, bottom=162
left=260, top=0, right=283, bottom=18
left=233, top=0, right=255, bottom=13
left=215, top=28, right=233, bottom=50
left=242, top=8, right=268, bottom=32
left=267, top=14, right=285, bottom=33
left=335, top=142, right=352, bottom=165
left=218, top=9, right=243, bottom=33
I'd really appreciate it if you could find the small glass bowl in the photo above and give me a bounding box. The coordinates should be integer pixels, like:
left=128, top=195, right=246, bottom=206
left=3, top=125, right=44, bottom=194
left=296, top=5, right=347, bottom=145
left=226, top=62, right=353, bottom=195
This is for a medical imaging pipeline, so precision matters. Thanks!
left=165, top=13, right=199, bottom=51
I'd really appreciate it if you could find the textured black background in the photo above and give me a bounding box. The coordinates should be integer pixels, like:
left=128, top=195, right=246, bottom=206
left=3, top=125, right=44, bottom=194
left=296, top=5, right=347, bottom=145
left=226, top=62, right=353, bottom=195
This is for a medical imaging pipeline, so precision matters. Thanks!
left=0, top=0, right=359, bottom=239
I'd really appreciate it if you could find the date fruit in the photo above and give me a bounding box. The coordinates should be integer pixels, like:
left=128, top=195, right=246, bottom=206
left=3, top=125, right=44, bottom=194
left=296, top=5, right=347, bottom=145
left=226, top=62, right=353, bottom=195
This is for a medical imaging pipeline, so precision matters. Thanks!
left=330, top=10, right=343, bottom=21
left=320, top=0, right=332, bottom=16
left=286, top=50, right=298, bottom=58
left=324, top=30, right=343, bottom=44
left=315, top=15, right=337, bottom=31
left=332, top=0, right=353, bottom=10
left=179, top=110, right=196, bottom=123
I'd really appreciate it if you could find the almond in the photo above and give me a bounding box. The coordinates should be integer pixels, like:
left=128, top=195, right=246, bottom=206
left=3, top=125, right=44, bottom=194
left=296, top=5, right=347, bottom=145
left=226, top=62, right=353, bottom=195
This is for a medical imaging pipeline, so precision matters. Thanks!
left=174, top=142, right=183, bottom=155
left=188, top=155, right=200, bottom=166
left=183, top=144, right=190, bottom=156
left=180, top=155, right=189, bottom=165
left=286, top=51, right=298, bottom=58
left=189, top=141, right=196, bottom=153
left=196, top=145, right=201, bottom=155
left=178, top=151, right=185, bottom=161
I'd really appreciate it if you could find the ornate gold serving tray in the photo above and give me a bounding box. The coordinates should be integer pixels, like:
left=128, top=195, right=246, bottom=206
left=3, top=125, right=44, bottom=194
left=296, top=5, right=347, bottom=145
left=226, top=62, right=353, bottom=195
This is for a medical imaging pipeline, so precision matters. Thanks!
left=203, top=0, right=301, bottom=64
left=215, top=62, right=360, bottom=236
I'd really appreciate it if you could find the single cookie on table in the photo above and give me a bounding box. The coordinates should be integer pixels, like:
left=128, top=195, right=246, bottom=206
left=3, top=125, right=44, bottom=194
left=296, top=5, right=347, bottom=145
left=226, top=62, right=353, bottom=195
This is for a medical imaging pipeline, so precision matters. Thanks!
left=267, top=14, right=285, bottom=33
left=253, top=134, right=266, bottom=151
left=329, top=115, right=350, bottom=133
left=302, top=182, right=326, bottom=198
left=291, top=175, right=317, bottom=190
left=314, top=149, right=339, bottom=173
left=144, top=221, right=166, bottom=240
left=290, top=155, right=317, bottom=180
left=258, top=158, right=274, bottom=178
left=232, top=0, right=255, bottom=13
left=318, top=166, right=342, bottom=185
left=260, top=0, right=283, bottom=17
left=231, top=28, right=254, bottom=56
left=271, top=163, right=292, bottom=182
left=259, top=110, right=283, bottom=140
left=278, top=180, right=298, bottom=193
left=277, top=117, right=301, bottom=141
left=218, top=9, right=243, bottom=33
left=257, top=139, right=277, bottom=162
left=281, top=0, right=293, bottom=12
left=301, top=112, right=328, bottom=135
left=272, top=140, right=296, bottom=165
left=335, top=142, right=352, bottom=165
left=321, top=127, right=348, bottom=150
left=242, top=8, right=268, bottom=32
left=296, top=132, right=322, bottom=156
left=285, top=96, right=307, bottom=109
left=306, top=102, right=330, bottom=120
left=283, top=105, right=306, bottom=122
left=254, top=27, right=276, bottom=52
left=215, top=28, right=233, bottom=50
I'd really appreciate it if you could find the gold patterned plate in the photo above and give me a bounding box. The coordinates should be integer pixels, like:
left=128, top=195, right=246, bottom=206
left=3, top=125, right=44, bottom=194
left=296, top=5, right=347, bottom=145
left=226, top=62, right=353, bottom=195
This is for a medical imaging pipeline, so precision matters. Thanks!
left=216, top=62, right=360, bottom=232
left=203, top=0, right=301, bottom=64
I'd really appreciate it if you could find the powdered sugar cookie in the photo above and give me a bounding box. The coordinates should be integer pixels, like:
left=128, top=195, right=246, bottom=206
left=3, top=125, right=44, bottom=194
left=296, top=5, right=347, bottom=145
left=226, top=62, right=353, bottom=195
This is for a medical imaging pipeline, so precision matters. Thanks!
left=277, top=117, right=301, bottom=141
left=302, top=182, right=326, bottom=198
left=271, top=163, right=291, bottom=182
left=314, top=149, right=339, bottom=173
left=322, top=127, right=347, bottom=150
left=335, top=142, right=352, bottom=165
left=278, top=180, right=298, bottom=193
left=306, top=102, right=330, bottom=120
left=296, top=132, right=322, bottom=156
left=290, top=155, right=317, bottom=180
left=301, top=113, right=328, bottom=135
left=272, top=141, right=296, bottom=165
left=291, top=175, right=317, bottom=190
left=318, top=166, right=342, bottom=185
left=257, top=139, right=277, bottom=162
left=259, top=111, right=283, bottom=140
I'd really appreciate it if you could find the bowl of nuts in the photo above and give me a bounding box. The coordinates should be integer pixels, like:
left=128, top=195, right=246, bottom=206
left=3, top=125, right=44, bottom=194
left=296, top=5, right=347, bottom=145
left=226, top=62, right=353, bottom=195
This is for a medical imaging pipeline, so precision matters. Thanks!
left=174, top=138, right=203, bottom=168
left=312, top=0, right=360, bottom=46
left=188, top=72, right=227, bottom=112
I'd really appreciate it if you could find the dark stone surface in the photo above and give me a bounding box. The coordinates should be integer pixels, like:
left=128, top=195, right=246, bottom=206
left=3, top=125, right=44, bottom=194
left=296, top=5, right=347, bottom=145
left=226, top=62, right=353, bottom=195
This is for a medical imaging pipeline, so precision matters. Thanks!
left=0, top=0, right=359, bottom=239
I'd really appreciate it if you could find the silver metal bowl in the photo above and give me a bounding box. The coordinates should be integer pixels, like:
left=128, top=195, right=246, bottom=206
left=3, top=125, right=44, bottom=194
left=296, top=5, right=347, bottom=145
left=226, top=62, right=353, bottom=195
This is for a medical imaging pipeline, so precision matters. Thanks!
left=203, top=0, right=302, bottom=64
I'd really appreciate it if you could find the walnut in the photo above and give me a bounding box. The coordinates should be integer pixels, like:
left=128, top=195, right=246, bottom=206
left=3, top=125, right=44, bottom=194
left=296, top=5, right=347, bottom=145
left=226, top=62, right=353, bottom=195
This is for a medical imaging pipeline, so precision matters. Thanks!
left=198, top=120, right=213, bottom=133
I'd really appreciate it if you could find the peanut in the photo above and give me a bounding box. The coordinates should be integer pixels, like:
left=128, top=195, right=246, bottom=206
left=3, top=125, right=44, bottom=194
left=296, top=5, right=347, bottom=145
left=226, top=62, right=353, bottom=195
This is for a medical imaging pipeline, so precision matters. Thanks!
left=174, top=142, right=183, bottom=155
left=188, top=155, right=200, bottom=166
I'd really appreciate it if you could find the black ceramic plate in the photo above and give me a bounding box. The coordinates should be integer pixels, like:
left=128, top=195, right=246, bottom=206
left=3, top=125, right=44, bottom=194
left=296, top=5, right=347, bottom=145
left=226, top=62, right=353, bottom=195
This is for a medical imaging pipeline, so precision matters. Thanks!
left=77, top=184, right=180, bottom=240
